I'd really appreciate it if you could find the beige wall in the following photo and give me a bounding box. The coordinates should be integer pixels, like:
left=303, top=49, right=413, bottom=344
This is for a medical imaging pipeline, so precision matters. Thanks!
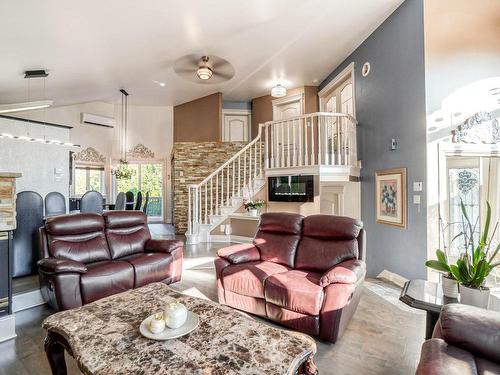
left=251, top=86, right=319, bottom=138
left=174, top=92, right=222, bottom=142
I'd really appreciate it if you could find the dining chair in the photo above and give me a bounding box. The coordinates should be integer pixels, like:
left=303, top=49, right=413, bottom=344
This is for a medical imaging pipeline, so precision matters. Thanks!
left=135, top=191, right=143, bottom=211
left=125, top=191, right=134, bottom=210
left=80, top=191, right=103, bottom=214
left=45, top=192, right=66, bottom=217
left=142, top=192, right=150, bottom=215
left=114, top=192, right=126, bottom=210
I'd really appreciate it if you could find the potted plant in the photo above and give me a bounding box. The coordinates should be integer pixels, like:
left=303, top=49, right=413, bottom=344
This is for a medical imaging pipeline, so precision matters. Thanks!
left=425, top=249, right=459, bottom=298
left=448, top=201, right=500, bottom=308
left=243, top=199, right=266, bottom=217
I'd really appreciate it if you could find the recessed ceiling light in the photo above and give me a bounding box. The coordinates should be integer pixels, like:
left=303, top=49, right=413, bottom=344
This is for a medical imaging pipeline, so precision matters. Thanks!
left=153, top=80, right=166, bottom=87
left=312, top=79, right=319, bottom=83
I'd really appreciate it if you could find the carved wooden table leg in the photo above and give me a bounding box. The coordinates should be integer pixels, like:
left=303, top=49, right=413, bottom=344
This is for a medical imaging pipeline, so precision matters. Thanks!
left=44, top=331, right=69, bottom=375
left=298, top=354, right=319, bottom=375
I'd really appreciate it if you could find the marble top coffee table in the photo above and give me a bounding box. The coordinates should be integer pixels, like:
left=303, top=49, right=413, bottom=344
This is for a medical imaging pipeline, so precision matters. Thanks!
left=43, top=282, right=317, bottom=375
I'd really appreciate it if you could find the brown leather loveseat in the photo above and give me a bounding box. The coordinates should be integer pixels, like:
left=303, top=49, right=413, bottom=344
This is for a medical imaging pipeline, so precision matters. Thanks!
left=38, top=211, right=183, bottom=311
left=215, top=212, right=366, bottom=343
left=416, top=303, right=500, bottom=375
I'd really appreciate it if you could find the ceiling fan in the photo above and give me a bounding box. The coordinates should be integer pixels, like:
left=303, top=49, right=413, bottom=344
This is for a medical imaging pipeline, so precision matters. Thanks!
left=173, top=54, right=235, bottom=84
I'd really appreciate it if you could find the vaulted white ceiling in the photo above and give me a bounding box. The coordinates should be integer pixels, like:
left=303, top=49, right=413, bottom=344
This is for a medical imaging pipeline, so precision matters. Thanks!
left=0, top=0, right=403, bottom=106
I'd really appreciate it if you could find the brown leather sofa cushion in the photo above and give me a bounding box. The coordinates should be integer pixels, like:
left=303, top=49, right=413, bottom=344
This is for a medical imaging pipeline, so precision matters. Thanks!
left=253, top=212, right=303, bottom=267
left=103, top=211, right=151, bottom=258
left=295, top=215, right=361, bottom=272
left=38, top=258, right=87, bottom=274
left=217, top=243, right=260, bottom=264
left=80, top=260, right=134, bottom=304
left=416, top=339, right=478, bottom=375
left=319, top=259, right=366, bottom=287
left=435, top=303, right=500, bottom=364
left=265, top=270, right=324, bottom=315
left=45, top=213, right=111, bottom=264
left=221, top=261, right=290, bottom=298
left=121, top=252, right=173, bottom=288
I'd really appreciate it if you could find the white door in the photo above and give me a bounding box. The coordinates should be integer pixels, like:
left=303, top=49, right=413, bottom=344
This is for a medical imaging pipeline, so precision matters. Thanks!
left=223, top=114, right=249, bottom=142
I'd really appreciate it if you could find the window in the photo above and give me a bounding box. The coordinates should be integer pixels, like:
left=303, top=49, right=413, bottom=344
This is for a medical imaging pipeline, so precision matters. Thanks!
left=114, top=162, right=163, bottom=220
left=74, top=166, right=105, bottom=196
left=319, top=62, right=355, bottom=117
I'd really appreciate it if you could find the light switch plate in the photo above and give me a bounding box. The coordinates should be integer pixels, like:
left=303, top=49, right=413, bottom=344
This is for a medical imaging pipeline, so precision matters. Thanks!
left=413, top=195, right=421, bottom=204
left=413, top=182, right=423, bottom=192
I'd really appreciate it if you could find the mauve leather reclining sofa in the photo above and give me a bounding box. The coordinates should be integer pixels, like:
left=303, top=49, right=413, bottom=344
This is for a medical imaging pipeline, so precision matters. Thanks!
left=416, top=303, right=500, bottom=375
left=38, top=211, right=183, bottom=311
left=215, top=212, right=366, bottom=343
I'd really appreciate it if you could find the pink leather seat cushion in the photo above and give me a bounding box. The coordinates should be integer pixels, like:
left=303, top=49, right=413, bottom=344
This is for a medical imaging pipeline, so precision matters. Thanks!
left=265, top=270, right=324, bottom=315
left=221, top=261, right=290, bottom=298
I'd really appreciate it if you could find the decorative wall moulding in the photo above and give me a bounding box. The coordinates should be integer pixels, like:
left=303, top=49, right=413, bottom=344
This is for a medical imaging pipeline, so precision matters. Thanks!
left=127, top=143, right=155, bottom=159
left=452, top=111, right=500, bottom=144
left=74, top=147, right=106, bottom=164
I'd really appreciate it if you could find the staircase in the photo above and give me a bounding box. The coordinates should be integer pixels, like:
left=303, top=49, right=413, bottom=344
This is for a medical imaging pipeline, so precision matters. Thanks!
left=186, top=112, right=358, bottom=244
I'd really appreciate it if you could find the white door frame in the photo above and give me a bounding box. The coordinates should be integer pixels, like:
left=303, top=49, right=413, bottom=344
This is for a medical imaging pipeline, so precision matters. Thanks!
left=221, top=109, right=252, bottom=142
left=272, top=93, right=304, bottom=120
left=318, top=62, right=356, bottom=118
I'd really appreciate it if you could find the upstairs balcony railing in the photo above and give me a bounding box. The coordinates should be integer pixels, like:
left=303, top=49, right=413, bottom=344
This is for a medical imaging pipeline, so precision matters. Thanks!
left=264, top=112, right=358, bottom=169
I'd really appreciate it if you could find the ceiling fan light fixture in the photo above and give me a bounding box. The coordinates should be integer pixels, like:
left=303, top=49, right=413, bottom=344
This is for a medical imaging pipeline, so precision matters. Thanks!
left=197, top=66, right=213, bottom=80
left=271, top=84, right=287, bottom=98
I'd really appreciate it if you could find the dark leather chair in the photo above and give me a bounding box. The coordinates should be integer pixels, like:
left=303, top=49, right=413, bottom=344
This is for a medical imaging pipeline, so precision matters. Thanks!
left=125, top=191, right=134, bottom=210
left=114, top=192, right=126, bottom=210
left=142, top=192, right=150, bottom=214
left=135, top=191, right=143, bottom=211
left=416, top=304, right=500, bottom=375
left=45, top=192, right=66, bottom=217
left=38, top=211, right=183, bottom=311
left=215, top=212, right=366, bottom=343
left=13, top=191, right=44, bottom=277
left=80, top=191, right=103, bottom=214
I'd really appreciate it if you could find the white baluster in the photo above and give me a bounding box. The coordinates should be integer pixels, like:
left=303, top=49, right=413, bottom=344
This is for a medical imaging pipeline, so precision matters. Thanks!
left=280, top=122, right=285, bottom=168
left=198, top=187, right=201, bottom=224
left=343, top=118, right=348, bottom=165
left=220, top=170, right=224, bottom=208
left=187, top=186, right=191, bottom=234
left=244, top=150, right=247, bottom=195
left=298, top=119, right=302, bottom=166
left=232, top=160, right=235, bottom=196
left=337, top=117, right=341, bottom=165
left=331, top=117, right=335, bottom=165
left=238, top=155, right=241, bottom=194
left=216, top=174, right=219, bottom=215
left=270, top=125, right=275, bottom=168
left=204, top=183, right=207, bottom=224
left=304, top=118, right=308, bottom=165
left=210, top=178, right=213, bottom=216
left=311, top=117, right=316, bottom=165
left=286, top=120, right=290, bottom=167
left=249, top=144, right=252, bottom=186
left=226, top=166, right=229, bottom=205
left=317, top=115, right=322, bottom=165
left=265, top=124, right=269, bottom=169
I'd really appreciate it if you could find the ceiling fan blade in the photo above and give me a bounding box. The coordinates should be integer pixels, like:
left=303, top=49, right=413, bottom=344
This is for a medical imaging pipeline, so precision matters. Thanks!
left=214, top=71, right=234, bottom=80
left=174, top=67, right=197, bottom=74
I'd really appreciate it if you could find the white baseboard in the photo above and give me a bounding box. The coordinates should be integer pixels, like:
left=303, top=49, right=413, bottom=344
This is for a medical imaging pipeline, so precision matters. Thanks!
left=377, top=270, right=408, bottom=288
left=209, top=234, right=253, bottom=243
left=0, top=314, right=16, bottom=342
left=12, top=289, right=46, bottom=312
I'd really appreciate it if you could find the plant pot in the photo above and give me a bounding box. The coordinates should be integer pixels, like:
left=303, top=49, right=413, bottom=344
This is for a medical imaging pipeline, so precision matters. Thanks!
left=248, top=209, right=259, bottom=217
left=460, top=284, right=490, bottom=309
left=441, top=274, right=459, bottom=298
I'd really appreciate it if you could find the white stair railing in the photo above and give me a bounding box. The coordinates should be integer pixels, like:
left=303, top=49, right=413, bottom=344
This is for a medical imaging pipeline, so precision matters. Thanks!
left=187, top=125, right=265, bottom=237
left=264, top=112, right=357, bottom=169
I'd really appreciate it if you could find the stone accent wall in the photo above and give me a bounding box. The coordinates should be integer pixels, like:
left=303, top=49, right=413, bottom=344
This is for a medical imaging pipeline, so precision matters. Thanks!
left=172, top=142, right=247, bottom=234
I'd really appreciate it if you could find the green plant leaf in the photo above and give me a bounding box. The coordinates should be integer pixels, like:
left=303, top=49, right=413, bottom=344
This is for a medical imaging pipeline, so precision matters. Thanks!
left=436, top=249, right=448, bottom=265
left=450, top=232, right=464, bottom=243
left=481, top=201, right=491, bottom=246
left=425, top=260, right=450, bottom=273
left=449, top=265, right=463, bottom=283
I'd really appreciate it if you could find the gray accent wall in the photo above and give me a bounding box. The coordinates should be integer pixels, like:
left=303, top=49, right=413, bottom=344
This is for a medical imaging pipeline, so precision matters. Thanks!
left=319, top=0, right=427, bottom=279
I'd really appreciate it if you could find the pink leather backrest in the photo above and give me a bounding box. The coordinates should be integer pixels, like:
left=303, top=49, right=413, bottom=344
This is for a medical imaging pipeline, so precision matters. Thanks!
left=103, top=211, right=151, bottom=259
left=44, top=213, right=111, bottom=264
left=294, top=215, right=363, bottom=272
left=253, top=212, right=304, bottom=268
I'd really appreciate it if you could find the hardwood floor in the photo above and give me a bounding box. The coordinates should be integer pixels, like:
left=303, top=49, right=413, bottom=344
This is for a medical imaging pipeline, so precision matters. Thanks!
left=0, top=241, right=425, bottom=375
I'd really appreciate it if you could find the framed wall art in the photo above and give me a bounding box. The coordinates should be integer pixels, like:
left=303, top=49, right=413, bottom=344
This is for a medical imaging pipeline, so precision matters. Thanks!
left=375, top=168, right=407, bottom=228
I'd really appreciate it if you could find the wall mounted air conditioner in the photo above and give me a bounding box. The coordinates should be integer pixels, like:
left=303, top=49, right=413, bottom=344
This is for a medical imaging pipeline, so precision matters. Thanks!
left=81, top=113, right=115, bottom=128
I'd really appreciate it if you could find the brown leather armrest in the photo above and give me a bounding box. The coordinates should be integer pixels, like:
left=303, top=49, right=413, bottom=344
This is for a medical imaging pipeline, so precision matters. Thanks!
left=217, top=243, right=260, bottom=264
left=146, top=239, right=184, bottom=254
left=434, top=303, right=500, bottom=363
left=38, top=258, right=87, bottom=275
left=320, top=259, right=366, bottom=287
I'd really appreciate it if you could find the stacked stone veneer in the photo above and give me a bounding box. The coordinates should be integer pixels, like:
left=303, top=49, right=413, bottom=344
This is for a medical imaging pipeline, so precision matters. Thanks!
left=172, top=142, right=248, bottom=234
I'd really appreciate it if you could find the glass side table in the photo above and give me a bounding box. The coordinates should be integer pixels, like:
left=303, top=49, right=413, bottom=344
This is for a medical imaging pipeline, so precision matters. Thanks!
left=399, top=279, right=458, bottom=339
